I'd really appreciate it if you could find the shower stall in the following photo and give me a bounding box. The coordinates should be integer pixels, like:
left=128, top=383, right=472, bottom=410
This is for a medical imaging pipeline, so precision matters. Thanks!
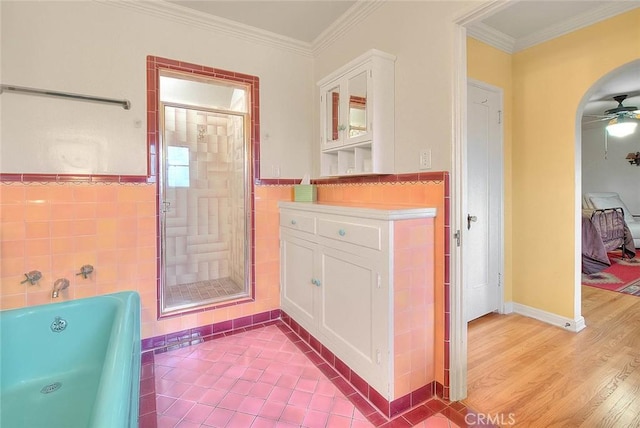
left=159, top=72, right=250, bottom=314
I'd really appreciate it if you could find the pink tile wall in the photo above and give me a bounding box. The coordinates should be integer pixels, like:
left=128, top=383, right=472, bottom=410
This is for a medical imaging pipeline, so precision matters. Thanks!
left=0, top=183, right=157, bottom=324
left=0, top=182, right=290, bottom=341
left=1, top=177, right=449, bottom=399
left=393, top=218, right=435, bottom=398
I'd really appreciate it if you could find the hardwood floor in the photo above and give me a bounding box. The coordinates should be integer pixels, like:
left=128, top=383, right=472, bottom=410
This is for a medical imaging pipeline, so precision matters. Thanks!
left=463, top=286, right=640, bottom=427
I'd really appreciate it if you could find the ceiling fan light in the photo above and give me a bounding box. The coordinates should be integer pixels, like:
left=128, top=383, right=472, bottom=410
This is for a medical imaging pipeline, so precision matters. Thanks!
left=606, top=120, right=637, bottom=138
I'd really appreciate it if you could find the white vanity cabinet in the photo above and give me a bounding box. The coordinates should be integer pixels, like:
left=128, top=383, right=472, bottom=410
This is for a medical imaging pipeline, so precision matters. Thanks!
left=318, top=49, right=395, bottom=177
left=279, top=201, right=436, bottom=399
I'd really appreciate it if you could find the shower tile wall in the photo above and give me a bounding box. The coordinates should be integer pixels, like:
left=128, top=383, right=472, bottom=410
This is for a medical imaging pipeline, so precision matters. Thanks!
left=163, top=107, right=244, bottom=289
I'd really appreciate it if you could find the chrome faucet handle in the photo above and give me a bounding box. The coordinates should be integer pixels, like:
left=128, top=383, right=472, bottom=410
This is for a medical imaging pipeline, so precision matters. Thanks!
left=21, top=270, right=42, bottom=285
left=75, top=264, right=94, bottom=279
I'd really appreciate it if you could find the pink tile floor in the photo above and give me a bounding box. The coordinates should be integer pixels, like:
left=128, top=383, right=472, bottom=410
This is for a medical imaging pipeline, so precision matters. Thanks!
left=148, top=321, right=463, bottom=427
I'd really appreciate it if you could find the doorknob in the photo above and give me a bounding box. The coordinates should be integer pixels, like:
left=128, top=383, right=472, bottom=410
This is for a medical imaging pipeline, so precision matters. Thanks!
left=467, top=214, right=477, bottom=230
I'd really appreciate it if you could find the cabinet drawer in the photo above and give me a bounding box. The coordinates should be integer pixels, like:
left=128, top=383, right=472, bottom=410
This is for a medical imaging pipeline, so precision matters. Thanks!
left=280, top=211, right=316, bottom=234
left=317, top=219, right=381, bottom=250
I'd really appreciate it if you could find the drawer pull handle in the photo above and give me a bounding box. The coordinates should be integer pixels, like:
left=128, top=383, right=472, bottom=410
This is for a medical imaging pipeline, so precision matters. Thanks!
left=311, top=278, right=321, bottom=286
left=291, top=219, right=297, bottom=225
left=315, top=279, right=322, bottom=287
left=338, top=229, right=346, bottom=236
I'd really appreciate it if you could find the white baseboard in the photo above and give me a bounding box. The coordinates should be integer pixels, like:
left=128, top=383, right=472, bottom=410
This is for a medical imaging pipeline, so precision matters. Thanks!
left=501, top=301, right=514, bottom=314
left=505, top=302, right=586, bottom=333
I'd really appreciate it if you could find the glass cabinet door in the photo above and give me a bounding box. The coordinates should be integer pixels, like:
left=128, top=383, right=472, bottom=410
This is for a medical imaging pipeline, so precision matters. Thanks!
left=325, top=85, right=341, bottom=144
left=347, top=70, right=369, bottom=142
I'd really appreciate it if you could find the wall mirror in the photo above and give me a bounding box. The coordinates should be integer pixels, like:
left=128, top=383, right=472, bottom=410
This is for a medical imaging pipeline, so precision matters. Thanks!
left=348, top=71, right=368, bottom=138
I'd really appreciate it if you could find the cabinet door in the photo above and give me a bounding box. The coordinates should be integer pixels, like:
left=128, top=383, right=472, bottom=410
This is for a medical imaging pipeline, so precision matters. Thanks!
left=280, top=234, right=318, bottom=332
left=321, top=84, right=343, bottom=150
left=317, top=246, right=389, bottom=396
left=343, top=63, right=372, bottom=146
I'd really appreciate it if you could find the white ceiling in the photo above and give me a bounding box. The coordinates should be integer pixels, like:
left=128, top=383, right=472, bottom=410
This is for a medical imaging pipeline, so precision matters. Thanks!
left=166, top=1, right=356, bottom=44
left=159, top=0, right=640, bottom=118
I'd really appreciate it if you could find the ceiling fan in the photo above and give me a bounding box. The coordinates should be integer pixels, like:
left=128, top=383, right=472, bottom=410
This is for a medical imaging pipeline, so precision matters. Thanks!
left=584, top=94, right=639, bottom=137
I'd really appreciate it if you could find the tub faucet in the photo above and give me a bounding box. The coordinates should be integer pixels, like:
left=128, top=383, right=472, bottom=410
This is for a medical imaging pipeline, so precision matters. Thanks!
left=21, top=270, right=42, bottom=285
left=75, top=264, right=94, bottom=279
left=52, top=278, right=70, bottom=298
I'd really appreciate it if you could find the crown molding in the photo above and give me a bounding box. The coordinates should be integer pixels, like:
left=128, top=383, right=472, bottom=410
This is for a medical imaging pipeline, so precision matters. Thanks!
left=466, top=1, right=640, bottom=54
left=466, top=21, right=515, bottom=54
left=97, top=0, right=313, bottom=57
left=453, top=0, right=517, bottom=26
left=514, top=2, right=640, bottom=52
left=311, top=0, right=386, bottom=56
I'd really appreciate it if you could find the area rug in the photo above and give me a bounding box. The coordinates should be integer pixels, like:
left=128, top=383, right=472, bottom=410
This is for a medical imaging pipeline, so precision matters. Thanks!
left=582, top=252, right=640, bottom=296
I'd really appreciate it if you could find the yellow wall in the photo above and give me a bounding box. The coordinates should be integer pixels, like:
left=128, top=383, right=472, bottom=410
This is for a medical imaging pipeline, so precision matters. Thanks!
left=512, top=9, right=640, bottom=317
left=466, top=37, right=513, bottom=303
left=467, top=9, right=640, bottom=319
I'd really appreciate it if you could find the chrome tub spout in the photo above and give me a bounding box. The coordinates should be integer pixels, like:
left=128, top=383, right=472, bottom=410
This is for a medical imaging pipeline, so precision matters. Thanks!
left=52, top=278, right=70, bottom=298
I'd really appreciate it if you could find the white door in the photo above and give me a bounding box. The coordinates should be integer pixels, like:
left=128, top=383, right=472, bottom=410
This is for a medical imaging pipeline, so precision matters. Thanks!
left=465, top=81, right=503, bottom=322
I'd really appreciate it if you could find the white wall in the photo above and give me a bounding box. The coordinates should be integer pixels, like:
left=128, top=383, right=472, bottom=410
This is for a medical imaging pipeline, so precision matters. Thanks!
left=0, top=1, right=314, bottom=178
left=313, top=1, right=475, bottom=175
left=582, top=123, right=640, bottom=213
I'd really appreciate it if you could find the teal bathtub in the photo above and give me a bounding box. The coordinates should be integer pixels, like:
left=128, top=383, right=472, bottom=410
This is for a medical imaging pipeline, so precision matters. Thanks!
left=0, top=291, right=141, bottom=428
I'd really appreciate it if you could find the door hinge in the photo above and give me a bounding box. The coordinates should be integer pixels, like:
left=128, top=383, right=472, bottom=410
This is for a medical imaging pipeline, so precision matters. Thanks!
left=454, top=230, right=461, bottom=247
left=498, top=110, right=502, bottom=125
left=498, top=272, right=502, bottom=287
left=377, top=273, right=381, bottom=289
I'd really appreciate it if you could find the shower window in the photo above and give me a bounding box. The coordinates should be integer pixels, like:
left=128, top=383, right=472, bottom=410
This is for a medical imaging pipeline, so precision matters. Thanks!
left=166, top=146, right=190, bottom=188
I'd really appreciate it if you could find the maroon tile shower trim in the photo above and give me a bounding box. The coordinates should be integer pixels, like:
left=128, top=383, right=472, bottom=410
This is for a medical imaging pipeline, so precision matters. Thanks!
left=146, top=55, right=260, bottom=321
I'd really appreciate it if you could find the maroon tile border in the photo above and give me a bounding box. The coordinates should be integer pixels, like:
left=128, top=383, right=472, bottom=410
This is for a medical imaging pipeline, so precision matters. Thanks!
left=138, top=356, right=157, bottom=428
left=280, top=310, right=435, bottom=419
left=140, top=309, right=281, bottom=355
left=257, top=171, right=446, bottom=186
left=0, top=173, right=151, bottom=183
left=442, top=171, right=451, bottom=401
